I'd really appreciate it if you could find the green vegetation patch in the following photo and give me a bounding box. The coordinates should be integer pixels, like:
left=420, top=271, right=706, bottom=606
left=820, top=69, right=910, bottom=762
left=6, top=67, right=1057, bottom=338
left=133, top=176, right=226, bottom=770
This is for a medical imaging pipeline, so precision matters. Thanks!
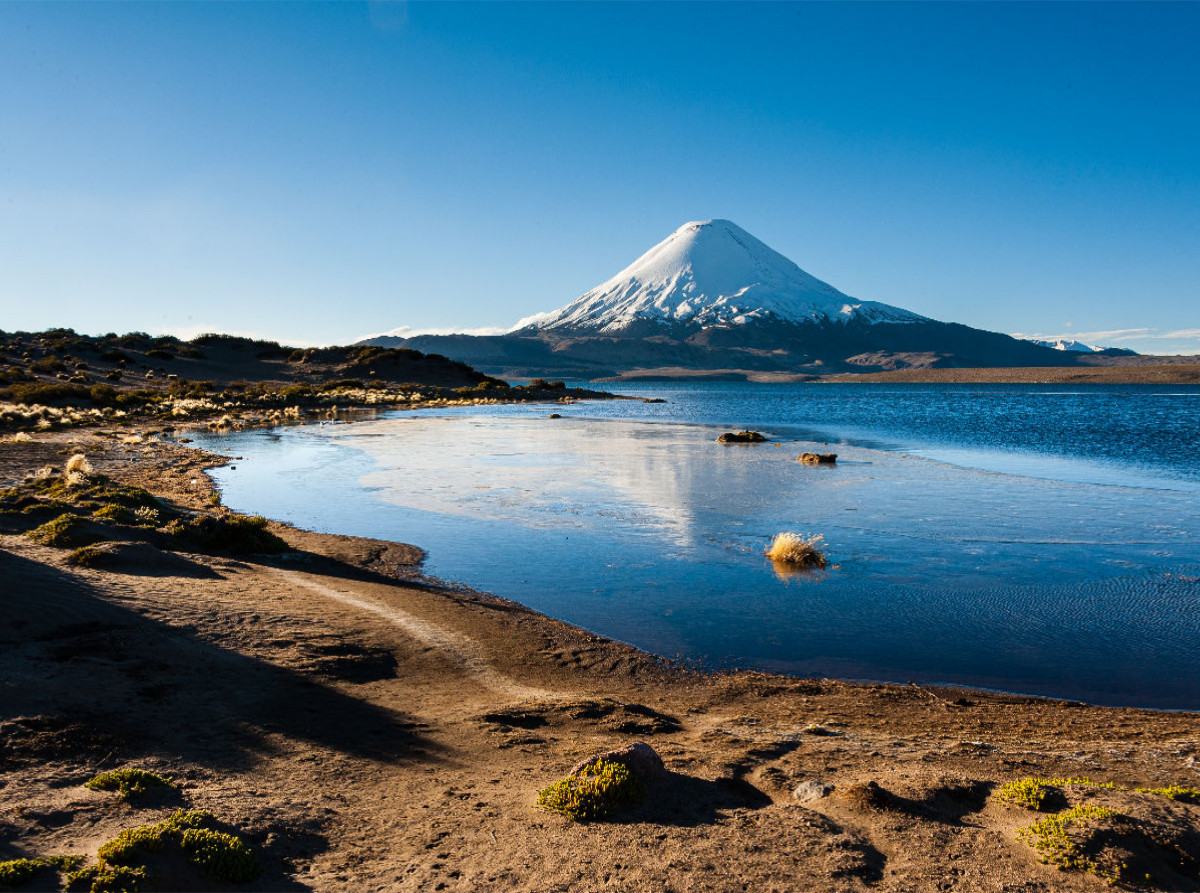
left=1017, top=805, right=1122, bottom=881
left=536, top=757, right=645, bottom=822
left=26, top=514, right=103, bottom=549
left=996, top=776, right=1200, bottom=810
left=85, top=768, right=176, bottom=803
left=67, top=544, right=116, bottom=569
left=0, top=855, right=84, bottom=889
left=1136, top=784, right=1200, bottom=803
left=165, top=513, right=288, bottom=555
left=178, top=829, right=259, bottom=883
left=66, top=809, right=259, bottom=892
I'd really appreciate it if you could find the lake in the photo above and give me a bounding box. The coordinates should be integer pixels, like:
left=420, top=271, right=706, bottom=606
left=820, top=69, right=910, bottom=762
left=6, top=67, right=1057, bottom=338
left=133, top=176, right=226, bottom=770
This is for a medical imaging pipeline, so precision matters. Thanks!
left=190, top=382, right=1200, bottom=709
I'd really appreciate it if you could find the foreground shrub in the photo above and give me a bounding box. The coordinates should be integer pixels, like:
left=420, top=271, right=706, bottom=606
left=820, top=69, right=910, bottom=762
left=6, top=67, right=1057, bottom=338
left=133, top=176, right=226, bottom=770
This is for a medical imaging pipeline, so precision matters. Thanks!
left=166, top=513, right=288, bottom=555
left=766, top=532, right=827, bottom=569
left=85, top=768, right=176, bottom=802
left=1016, top=805, right=1120, bottom=881
left=996, top=776, right=1200, bottom=810
left=67, top=544, right=116, bottom=568
left=179, top=829, right=259, bottom=882
left=536, top=758, right=645, bottom=822
left=68, top=809, right=259, bottom=892
left=27, top=514, right=102, bottom=548
left=0, top=855, right=84, bottom=888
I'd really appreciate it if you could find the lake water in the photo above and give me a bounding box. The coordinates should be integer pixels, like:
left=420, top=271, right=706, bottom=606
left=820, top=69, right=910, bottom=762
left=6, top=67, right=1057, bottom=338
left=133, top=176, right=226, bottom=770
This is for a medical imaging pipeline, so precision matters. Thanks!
left=191, top=383, right=1200, bottom=709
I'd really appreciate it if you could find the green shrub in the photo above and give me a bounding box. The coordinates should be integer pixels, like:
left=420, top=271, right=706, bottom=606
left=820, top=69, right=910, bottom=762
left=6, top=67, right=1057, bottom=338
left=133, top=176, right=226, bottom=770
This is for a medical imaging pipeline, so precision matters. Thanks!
left=30, top=356, right=66, bottom=374
left=0, top=855, right=84, bottom=889
left=67, top=544, right=114, bottom=568
left=85, top=768, right=176, bottom=802
left=180, top=828, right=260, bottom=883
left=71, top=810, right=255, bottom=892
left=1136, top=784, right=1200, bottom=803
left=166, top=513, right=288, bottom=555
left=27, top=514, right=101, bottom=548
left=536, top=758, right=645, bottom=822
left=1016, top=805, right=1120, bottom=881
left=65, top=863, right=147, bottom=893
left=995, top=777, right=1062, bottom=811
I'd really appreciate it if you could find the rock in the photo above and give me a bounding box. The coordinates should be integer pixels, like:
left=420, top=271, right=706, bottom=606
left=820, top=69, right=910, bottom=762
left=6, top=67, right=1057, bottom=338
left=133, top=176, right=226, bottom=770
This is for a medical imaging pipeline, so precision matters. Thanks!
left=797, top=452, right=837, bottom=465
left=548, top=413, right=562, bottom=419
left=570, top=741, right=667, bottom=784
left=717, top=430, right=768, bottom=444
left=793, top=781, right=834, bottom=803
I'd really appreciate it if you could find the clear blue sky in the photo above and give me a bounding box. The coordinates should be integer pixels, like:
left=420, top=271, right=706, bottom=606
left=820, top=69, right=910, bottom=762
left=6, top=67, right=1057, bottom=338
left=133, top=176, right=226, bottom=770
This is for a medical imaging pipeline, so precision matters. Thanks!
left=1, top=1, right=1197, bottom=353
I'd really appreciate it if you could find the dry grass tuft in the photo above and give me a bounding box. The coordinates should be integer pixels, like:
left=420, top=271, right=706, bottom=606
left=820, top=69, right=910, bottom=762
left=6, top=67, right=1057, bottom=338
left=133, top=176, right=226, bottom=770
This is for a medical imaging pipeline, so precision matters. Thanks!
left=766, top=532, right=827, bottom=569
left=64, top=453, right=93, bottom=475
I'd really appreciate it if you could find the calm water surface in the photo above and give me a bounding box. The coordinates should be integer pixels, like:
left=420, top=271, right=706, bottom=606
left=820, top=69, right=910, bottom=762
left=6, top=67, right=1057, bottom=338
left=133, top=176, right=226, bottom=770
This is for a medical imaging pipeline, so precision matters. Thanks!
left=192, top=383, right=1200, bottom=709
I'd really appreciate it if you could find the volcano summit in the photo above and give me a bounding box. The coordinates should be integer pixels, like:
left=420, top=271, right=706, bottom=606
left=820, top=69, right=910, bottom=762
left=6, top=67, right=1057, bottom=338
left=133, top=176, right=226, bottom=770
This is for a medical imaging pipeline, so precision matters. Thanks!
left=367, top=220, right=1099, bottom=380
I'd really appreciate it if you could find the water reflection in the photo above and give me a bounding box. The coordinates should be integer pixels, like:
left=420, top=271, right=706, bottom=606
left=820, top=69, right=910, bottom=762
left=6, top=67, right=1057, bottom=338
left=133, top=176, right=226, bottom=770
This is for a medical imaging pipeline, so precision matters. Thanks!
left=194, top=410, right=1200, bottom=709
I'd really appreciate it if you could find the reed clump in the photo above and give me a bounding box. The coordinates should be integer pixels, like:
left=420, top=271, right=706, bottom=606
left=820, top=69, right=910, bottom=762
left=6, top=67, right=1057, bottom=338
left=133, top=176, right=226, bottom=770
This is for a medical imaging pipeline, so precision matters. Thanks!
left=766, top=532, right=827, bottom=569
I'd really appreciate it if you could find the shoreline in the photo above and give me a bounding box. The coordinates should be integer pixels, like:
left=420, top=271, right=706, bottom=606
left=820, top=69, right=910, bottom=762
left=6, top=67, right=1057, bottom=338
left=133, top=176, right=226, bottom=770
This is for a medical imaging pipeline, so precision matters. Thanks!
left=3, top=419, right=1200, bottom=891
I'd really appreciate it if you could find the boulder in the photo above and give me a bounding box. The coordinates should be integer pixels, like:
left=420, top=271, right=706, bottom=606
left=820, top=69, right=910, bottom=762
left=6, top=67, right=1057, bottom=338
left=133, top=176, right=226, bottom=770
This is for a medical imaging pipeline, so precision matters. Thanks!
left=793, top=780, right=834, bottom=802
left=570, top=741, right=667, bottom=784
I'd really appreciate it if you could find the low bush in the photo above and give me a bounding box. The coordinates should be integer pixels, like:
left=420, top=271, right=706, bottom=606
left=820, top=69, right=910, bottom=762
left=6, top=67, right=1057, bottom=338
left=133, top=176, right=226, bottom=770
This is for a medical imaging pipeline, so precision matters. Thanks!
left=27, top=514, right=102, bottom=548
left=0, top=855, right=84, bottom=888
left=179, top=828, right=260, bottom=883
left=85, top=768, right=176, bottom=802
left=536, top=758, right=645, bottom=822
left=30, top=356, right=66, bottom=374
left=166, top=513, right=288, bottom=555
left=67, top=544, right=115, bottom=568
left=68, top=809, right=259, bottom=892
left=1016, top=805, right=1120, bottom=881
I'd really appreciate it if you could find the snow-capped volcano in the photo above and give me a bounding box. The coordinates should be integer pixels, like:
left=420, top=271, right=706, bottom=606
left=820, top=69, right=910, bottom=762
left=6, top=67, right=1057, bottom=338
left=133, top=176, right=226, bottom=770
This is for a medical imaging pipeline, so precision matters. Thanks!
left=1029, top=338, right=1102, bottom=353
left=515, top=219, right=925, bottom=335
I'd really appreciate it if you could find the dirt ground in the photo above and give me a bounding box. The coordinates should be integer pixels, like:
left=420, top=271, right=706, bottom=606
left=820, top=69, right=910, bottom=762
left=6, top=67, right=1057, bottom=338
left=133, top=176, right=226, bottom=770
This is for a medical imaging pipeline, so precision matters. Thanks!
left=2, top=428, right=1198, bottom=892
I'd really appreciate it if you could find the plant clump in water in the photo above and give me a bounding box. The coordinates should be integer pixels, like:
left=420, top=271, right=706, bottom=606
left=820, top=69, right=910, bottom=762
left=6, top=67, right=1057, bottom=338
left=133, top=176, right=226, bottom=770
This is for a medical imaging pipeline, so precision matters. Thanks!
left=766, top=532, right=827, bottom=569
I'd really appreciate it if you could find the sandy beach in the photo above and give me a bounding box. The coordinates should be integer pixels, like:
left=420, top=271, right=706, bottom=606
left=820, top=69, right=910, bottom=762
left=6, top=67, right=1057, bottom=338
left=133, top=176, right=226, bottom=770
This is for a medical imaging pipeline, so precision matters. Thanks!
left=3, top=424, right=1199, bottom=892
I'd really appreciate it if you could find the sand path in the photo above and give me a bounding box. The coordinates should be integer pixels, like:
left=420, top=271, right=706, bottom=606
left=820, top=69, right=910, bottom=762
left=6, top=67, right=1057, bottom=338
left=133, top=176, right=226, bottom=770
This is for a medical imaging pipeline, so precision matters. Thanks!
left=274, top=568, right=560, bottom=702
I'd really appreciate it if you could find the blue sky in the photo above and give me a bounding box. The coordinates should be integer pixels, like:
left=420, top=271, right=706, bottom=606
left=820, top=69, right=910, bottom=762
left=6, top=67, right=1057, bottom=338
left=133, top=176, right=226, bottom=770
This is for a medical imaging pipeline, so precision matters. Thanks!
left=1, top=1, right=1197, bottom=353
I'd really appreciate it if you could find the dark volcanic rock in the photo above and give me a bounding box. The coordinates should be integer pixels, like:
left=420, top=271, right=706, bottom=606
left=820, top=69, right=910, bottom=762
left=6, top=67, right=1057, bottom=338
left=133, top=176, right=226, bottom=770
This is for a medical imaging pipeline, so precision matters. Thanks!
left=717, top=430, right=768, bottom=444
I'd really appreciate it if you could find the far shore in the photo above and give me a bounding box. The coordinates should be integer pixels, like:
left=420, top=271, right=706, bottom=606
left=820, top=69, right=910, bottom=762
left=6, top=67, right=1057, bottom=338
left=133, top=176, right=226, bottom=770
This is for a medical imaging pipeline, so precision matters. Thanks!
left=4, top=412, right=1200, bottom=891
left=824, top=362, right=1200, bottom=384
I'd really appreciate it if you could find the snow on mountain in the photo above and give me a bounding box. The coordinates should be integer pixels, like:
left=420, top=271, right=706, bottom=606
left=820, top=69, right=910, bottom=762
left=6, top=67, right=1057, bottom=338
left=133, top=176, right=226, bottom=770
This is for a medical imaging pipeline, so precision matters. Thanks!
left=1029, top=338, right=1103, bottom=353
left=515, top=219, right=926, bottom=334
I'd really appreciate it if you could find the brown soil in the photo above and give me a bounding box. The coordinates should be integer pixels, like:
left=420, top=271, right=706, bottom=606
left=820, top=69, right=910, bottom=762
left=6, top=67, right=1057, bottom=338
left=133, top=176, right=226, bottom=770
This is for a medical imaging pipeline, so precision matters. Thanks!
left=2, top=428, right=1199, bottom=892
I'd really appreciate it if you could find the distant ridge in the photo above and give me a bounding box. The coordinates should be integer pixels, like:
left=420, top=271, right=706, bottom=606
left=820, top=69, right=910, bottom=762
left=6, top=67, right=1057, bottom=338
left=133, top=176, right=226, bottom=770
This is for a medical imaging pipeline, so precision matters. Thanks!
left=364, top=220, right=1123, bottom=381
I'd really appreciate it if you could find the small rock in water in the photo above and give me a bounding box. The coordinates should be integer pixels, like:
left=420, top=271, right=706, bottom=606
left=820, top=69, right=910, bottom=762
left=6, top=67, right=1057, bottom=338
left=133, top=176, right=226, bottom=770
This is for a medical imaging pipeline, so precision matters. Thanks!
left=793, top=781, right=834, bottom=802
left=548, top=413, right=562, bottom=419
left=797, top=452, right=837, bottom=465
left=717, top=430, right=768, bottom=444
